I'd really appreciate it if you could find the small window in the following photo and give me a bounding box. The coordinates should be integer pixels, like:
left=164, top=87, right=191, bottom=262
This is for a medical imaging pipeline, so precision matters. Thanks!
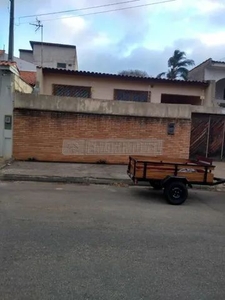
left=223, top=89, right=225, bottom=100
left=57, top=63, right=66, bottom=69
left=53, top=84, right=91, bottom=98
left=114, top=89, right=150, bottom=102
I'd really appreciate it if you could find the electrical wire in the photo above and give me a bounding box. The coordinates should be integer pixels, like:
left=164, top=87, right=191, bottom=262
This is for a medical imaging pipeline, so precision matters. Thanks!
left=19, top=0, right=176, bottom=24
left=19, top=0, right=140, bottom=19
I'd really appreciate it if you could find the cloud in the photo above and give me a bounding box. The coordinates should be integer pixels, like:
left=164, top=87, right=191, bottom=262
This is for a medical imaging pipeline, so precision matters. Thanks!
left=3, top=0, right=225, bottom=78
left=195, top=0, right=225, bottom=13
left=199, top=32, right=225, bottom=47
left=76, top=37, right=225, bottom=76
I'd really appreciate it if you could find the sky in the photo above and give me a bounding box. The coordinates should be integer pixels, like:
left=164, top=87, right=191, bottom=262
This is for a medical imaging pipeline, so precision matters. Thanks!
left=0, top=0, right=225, bottom=76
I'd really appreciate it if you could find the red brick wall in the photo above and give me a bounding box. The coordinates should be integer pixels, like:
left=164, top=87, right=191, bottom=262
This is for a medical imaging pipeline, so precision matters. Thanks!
left=13, top=109, right=191, bottom=164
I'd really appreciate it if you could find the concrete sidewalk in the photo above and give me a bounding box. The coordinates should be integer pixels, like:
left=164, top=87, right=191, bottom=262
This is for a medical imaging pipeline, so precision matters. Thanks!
left=0, top=160, right=225, bottom=191
left=0, top=158, right=12, bottom=170
left=0, top=161, right=129, bottom=185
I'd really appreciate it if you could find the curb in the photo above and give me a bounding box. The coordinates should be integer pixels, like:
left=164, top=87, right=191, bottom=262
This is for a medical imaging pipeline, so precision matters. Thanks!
left=0, top=174, right=132, bottom=186
left=1, top=173, right=225, bottom=191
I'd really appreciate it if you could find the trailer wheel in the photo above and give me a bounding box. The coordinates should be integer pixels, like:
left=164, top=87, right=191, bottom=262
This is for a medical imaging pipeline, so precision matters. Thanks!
left=164, top=181, right=188, bottom=205
left=149, top=180, right=162, bottom=190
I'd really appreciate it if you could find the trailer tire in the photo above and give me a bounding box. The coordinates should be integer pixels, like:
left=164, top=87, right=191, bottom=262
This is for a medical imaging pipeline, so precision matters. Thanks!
left=164, top=181, right=188, bottom=205
left=149, top=180, right=162, bottom=190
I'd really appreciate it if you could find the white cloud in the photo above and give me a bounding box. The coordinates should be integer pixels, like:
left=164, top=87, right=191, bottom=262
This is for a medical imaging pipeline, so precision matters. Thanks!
left=92, top=32, right=112, bottom=47
left=192, top=0, right=225, bottom=14
left=199, top=32, right=225, bottom=46
left=61, top=16, right=88, bottom=32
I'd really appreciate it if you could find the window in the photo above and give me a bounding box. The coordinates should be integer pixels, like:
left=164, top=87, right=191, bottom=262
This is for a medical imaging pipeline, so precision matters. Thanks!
left=57, top=63, right=66, bottom=69
left=161, top=94, right=202, bottom=105
left=114, top=89, right=150, bottom=102
left=53, top=84, right=91, bottom=98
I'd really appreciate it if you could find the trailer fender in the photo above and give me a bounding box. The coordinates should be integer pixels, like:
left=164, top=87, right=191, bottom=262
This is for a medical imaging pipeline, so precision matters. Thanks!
left=162, top=176, right=192, bottom=188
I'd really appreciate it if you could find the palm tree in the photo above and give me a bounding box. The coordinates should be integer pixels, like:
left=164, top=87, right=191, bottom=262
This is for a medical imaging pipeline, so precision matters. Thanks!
left=157, top=50, right=195, bottom=80
left=118, top=69, right=149, bottom=77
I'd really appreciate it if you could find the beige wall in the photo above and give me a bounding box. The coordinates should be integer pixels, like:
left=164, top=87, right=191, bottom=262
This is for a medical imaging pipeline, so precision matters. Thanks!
left=14, top=75, right=33, bottom=94
left=40, top=72, right=210, bottom=105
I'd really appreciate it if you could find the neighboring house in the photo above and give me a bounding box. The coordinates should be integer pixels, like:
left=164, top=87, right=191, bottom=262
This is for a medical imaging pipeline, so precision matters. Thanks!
left=0, top=61, right=33, bottom=159
left=189, top=59, right=225, bottom=106
left=37, top=67, right=214, bottom=106
left=19, top=41, right=78, bottom=71
left=0, top=50, right=36, bottom=71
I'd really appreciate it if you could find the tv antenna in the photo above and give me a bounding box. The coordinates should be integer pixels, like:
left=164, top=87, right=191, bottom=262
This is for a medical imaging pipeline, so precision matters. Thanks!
left=30, top=18, right=44, bottom=66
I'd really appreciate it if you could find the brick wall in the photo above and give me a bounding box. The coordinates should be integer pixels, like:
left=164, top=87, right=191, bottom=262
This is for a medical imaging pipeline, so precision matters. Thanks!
left=13, top=109, right=191, bottom=164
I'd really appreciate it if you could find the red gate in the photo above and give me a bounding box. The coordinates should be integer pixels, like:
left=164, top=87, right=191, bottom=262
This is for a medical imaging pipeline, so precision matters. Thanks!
left=190, top=114, right=225, bottom=160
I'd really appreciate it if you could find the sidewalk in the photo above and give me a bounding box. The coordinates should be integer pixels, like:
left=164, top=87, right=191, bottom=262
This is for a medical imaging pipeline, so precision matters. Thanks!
left=0, top=158, right=11, bottom=170
left=0, top=160, right=225, bottom=191
left=0, top=161, right=129, bottom=185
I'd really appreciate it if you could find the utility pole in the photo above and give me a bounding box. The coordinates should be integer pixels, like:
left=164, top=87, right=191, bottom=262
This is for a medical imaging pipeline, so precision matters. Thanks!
left=30, top=19, right=44, bottom=66
left=8, top=0, right=15, bottom=61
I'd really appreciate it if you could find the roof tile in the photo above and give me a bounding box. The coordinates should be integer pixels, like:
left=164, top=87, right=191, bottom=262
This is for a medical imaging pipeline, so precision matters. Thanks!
left=0, top=60, right=17, bottom=67
left=40, top=67, right=209, bottom=86
left=20, top=71, right=36, bottom=86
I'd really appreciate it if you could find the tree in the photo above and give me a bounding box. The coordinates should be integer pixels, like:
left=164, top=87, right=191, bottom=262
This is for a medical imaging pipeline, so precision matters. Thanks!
left=157, top=50, right=195, bottom=80
left=118, top=69, right=149, bottom=77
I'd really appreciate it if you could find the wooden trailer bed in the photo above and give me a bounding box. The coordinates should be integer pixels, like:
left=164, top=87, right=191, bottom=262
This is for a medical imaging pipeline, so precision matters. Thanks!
left=127, top=156, right=225, bottom=205
left=128, top=156, right=215, bottom=185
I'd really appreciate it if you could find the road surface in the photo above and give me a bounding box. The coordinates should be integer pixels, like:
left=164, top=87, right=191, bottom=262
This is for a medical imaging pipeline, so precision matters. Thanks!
left=0, top=182, right=225, bottom=300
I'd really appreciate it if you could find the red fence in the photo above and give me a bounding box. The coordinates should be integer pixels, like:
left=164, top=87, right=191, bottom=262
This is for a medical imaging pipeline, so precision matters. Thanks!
left=190, top=114, right=225, bottom=160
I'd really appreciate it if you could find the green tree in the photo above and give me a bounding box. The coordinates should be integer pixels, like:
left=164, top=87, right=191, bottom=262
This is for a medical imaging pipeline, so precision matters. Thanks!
left=118, top=69, right=149, bottom=77
left=157, top=50, right=195, bottom=80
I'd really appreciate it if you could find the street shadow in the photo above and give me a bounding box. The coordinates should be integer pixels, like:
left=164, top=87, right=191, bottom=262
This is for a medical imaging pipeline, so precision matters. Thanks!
left=130, top=187, right=166, bottom=205
left=131, top=187, right=205, bottom=207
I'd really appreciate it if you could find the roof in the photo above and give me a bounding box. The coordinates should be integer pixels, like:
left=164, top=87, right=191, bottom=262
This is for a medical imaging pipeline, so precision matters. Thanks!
left=19, top=49, right=33, bottom=53
left=0, top=61, right=20, bottom=75
left=0, top=61, right=17, bottom=67
left=30, top=41, right=76, bottom=49
left=40, top=67, right=209, bottom=87
left=189, top=58, right=225, bottom=72
left=211, top=60, right=225, bottom=65
left=20, top=71, right=36, bottom=86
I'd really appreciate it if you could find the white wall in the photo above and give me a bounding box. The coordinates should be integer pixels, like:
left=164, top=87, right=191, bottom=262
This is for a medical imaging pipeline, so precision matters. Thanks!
left=42, top=73, right=207, bottom=105
left=205, top=68, right=225, bottom=82
left=0, top=68, right=33, bottom=159
left=0, top=70, right=13, bottom=158
left=33, top=44, right=78, bottom=70
left=19, top=51, right=34, bottom=63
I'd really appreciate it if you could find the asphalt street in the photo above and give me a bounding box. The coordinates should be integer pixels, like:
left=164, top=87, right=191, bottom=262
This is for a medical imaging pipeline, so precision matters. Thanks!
left=0, top=182, right=225, bottom=300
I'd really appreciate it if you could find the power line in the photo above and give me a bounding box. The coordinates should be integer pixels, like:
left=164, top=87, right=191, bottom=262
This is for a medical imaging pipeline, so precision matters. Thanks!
left=19, top=0, right=176, bottom=24
left=19, top=0, right=140, bottom=19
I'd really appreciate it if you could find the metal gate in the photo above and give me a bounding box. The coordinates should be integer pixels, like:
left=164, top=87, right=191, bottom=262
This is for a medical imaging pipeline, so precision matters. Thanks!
left=190, top=114, right=225, bottom=160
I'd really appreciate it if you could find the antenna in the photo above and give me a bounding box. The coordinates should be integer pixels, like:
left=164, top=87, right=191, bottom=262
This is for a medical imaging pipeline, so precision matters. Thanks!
left=30, top=18, right=44, bottom=66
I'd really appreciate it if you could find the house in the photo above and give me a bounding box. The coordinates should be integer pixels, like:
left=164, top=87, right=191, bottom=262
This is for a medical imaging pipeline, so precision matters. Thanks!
left=1, top=40, right=78, bottom=86
left=19, top=41, right=78, bottom=71
left=0, top=61, right=33, bottom=159
left=37, top=67, right=214, bottom=106
left=189, top=59, right=225, bottom=106
left=0, top=49, right=36, bottom=71
left=0, top=50, right=36, bottom=87
left=12, top=65, right=225, bottom=164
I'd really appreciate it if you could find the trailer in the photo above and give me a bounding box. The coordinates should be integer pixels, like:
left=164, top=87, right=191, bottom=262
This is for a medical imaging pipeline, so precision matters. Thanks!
left=127, top=156, right=225, bottom=205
